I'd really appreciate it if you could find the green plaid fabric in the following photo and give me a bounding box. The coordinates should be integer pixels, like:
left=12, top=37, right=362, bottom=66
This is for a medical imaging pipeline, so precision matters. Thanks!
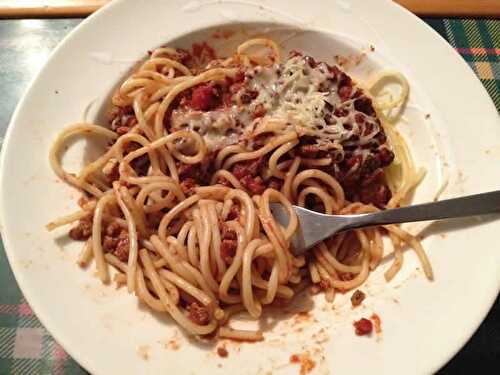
left=424, top=18, right=500, bottom=111
left=0, top=253, right=87, bottom=374
left=0, top=17, right=499, bottom=375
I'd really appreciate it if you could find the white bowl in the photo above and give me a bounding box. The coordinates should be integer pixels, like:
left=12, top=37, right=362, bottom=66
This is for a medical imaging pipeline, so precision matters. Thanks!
left=1, top=1, right=499, bottom=374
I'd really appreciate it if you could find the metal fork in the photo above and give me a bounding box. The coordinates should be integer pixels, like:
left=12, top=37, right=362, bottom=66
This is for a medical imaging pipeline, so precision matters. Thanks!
left=270, top=190, right=500, bottom=255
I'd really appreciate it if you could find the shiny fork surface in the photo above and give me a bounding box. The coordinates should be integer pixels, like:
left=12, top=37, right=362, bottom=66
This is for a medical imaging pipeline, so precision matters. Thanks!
left=270, top=190, right=500, bottom=255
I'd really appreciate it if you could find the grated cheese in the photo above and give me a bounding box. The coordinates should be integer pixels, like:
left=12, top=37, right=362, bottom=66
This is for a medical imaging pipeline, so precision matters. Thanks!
left=170, top=55, right=380, bottom=153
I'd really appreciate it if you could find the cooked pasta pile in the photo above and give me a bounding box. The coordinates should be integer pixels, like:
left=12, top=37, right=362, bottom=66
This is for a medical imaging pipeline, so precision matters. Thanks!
left=47, top=38, right=431, bottom=340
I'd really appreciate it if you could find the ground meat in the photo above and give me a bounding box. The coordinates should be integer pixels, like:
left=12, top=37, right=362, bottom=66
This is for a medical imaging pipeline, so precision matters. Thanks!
left=190, top=84, right=220, bottom=111
left=187, top=302, right=210, bottom=325
left=241, top=175, right=266, bottom=195
left=217, top=347, right=229, bottom=358
left=360, top=167, right=384, bottom=187
left=353, top=318, right=373, bottom=336
left=268, top=177, right=283, bottom=191
left=108, top=105, right=137, bottom=133
left=351, top=290, right=366, bottom=307
left=220, top=224, right=238, bottom=264
left=178, top=163, right=199, bottom=180
left=178, top=153, right=215, bottom=186
left=337, top=70, right=353, bottom=101
left=221, top=224, right=237, bottom=240
left=77, top=195, right=93, bottom=208
left=323, top=144, right=394, bottom=207
left=339, top=272, right=354, bottom=281
left=231, top=158, right=262, bottom=179
left=298, top=144, right=320, bottom=158
left=69, top=217, right=92, bottom=240
left=337, top=69, right=352, bottom=87
left=377, top=147, right=395, bottom=166
left=274, top=55, right=394, bottom=208
left=354, top=113, right=365, bottom=125
left=180, top=177, right=197, bottom=195
left=345, top=154, right=363, bottom=170
left=114, top=237, right=130, bottom=262
left=103, top=223, right=130, bottom=262
left=252, top=103, right=267, bottom=118
left=222, top=80, right=242, bottom=106
left=334, top=155, right=362, bottom=187
left=229, top=80, right=244, bottom=95
left=304, top=55, right=318, bottom=68
left=226, top=204, right=240, bottom=220
left=334, top=107, right=349, bottom=117
left=354, top=97, right=376, bottom=116
left=239, top=89, right=258, bottom=104
left=116, top=126, right=131, bottom=135
left=374, top=131, right=387, bottom=145
left=230, top=158, right=266, bottom=194
left=220, top=239, right=237, bottom=264
left=146, top=211, right=164, bottom=228
left=319, top=279, right=331, bottom=289
left=361, top=122, right=375, bottom=137
left=233, top=70, right=245, bottom=83
left=338, top=85, right=352, bottom=101
left=105, top=222, right=120, bottom=236
left=250, top=134, right=269, bottom=149
left=102, top=236, right=117, bottom=253
left=359, top=183, right=391, bottom=208
left=165, top=48, right=192, bottom=66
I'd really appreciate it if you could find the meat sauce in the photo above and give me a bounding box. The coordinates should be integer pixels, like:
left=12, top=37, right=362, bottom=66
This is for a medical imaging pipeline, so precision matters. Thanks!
left=103, top=222, right=130, bottom=262
left=97, top=46, right=396, bottom=327
left=350, top=289, right=366, bottom=307
left=220, top=223, right=238, bottom=264
left=68, top=220, right=131, bottom=262
left=187, top=302, right=210, bottom=325
left=69, top=216, right=92, bottom=241
left=161, top=49, right=393, bottom=207
left=110, top=47, right=394, bottom=207
left=231, top=158, right=266, bottom=195
left=353, top=318, right=373, bottom=336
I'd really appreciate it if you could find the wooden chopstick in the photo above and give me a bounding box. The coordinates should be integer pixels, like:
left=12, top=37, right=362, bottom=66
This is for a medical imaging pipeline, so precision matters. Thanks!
left=0, top=0, right=498, bottom=18
left=395, top=0, right=500, bottom=18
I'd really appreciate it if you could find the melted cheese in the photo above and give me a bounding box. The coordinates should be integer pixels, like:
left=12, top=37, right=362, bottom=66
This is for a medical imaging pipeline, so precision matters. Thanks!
left=170, top=55, right=380, bottom=152
left=171, top=107, right=242, bottom=150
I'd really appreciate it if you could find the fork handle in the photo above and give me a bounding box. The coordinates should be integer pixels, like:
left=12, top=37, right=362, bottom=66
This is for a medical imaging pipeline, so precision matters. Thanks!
left=343, top=190, right=500, bottom=230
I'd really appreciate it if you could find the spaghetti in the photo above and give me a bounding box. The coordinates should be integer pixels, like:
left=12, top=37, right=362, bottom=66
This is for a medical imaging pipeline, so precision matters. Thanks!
left=47, top=38, right=430, bottom=340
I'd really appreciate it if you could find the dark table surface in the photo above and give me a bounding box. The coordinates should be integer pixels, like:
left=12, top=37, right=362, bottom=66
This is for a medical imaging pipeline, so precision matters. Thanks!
left=0, top=17, right=498, bottom=375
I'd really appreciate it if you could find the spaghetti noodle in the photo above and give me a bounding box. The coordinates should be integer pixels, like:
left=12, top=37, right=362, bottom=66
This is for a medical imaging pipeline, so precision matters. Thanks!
left=47, top=38, right=430, bottom=340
